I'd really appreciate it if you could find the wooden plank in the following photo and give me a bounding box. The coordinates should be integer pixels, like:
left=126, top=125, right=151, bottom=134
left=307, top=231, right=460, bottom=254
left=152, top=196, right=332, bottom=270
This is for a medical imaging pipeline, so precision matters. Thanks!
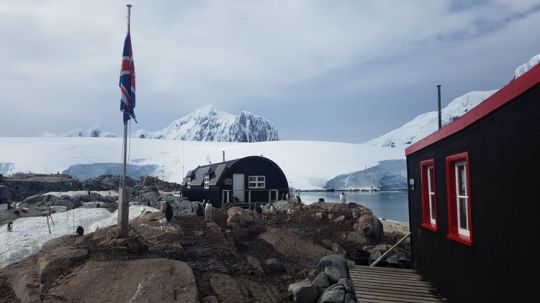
left=355, top=283, right=438, bottom=295
left=352, top=266, right=416, bottom=273
left=356, top=292, right=441, bottom=303
left=355, top=287, right=441, bottom=300
left=351, top=275, right=431, bottom=286
left=355, top=281, right=437, bottom=293
left=351, top=272, right=427, bottom=281
left=350, top=265, right=444, bottom=302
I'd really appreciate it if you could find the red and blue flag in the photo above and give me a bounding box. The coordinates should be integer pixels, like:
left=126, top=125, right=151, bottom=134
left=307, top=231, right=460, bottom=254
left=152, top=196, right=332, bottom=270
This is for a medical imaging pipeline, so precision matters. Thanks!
left=119, top=29, right=136, bottom=124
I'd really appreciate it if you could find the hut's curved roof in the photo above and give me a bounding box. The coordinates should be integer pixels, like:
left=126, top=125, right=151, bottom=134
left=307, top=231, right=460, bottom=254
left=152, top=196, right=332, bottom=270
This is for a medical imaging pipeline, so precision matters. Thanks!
left=182, top=156, right=287, bottom=186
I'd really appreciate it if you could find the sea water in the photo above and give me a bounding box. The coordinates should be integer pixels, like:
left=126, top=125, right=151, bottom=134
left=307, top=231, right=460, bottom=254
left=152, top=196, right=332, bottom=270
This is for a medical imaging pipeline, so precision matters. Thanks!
left=298, top=191, right=409, bottom=222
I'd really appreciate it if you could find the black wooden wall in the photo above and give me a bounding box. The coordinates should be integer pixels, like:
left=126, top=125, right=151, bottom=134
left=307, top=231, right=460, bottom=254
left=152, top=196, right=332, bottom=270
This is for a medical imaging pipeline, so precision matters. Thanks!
left=184, top=157, right=289, bottom=207
left=407, top=84, right=540, bottom=302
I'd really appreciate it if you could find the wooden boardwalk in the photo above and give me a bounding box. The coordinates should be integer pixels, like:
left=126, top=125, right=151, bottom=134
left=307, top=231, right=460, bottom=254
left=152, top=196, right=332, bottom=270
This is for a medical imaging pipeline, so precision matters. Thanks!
left=350, top=265, right=445, bottom=303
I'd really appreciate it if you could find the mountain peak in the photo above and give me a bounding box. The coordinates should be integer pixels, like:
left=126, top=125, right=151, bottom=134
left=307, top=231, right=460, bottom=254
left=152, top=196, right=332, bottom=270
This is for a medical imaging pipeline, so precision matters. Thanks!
left=135, top=105, right=279, bottom=142
left=366, top=52, right=540, bottom=149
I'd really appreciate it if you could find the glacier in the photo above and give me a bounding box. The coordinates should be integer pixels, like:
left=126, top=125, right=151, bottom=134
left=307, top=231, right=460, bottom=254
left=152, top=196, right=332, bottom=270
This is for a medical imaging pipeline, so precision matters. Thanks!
left=325, top=160, right=407, bottom=191
left=44, top=123, right=118, bottom=138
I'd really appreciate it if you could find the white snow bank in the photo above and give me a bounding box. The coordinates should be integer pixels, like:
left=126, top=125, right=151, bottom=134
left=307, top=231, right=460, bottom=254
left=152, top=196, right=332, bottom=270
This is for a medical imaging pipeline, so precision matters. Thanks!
left=0, top=205, right=157, bottom=269
left=44, top=190, right=119, bottom=198
left=0, top=137, right=404, bottom=189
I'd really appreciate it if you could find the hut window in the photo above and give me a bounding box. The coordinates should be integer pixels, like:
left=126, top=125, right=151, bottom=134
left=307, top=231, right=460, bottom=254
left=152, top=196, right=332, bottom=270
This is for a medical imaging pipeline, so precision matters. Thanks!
left=187, top=181, right=191, bottom=189
left=248, top=176, right=265, bottom=189
left=204, top=175, right=210, bottom=189
left=446, top=152, right=473, bottom=246
left=420, top=159, right=437, bottom=232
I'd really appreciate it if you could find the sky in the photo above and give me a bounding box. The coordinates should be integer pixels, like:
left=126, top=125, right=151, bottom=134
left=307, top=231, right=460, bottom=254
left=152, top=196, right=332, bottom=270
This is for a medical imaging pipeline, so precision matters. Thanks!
left=1, top=0, right=540, bottom=143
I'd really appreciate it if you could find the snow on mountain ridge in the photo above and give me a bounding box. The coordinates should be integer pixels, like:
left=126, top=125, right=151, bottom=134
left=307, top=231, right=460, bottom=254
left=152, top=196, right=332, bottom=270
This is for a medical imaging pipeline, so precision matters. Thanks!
left=365, top=90, right=497, bottom=148
left=44, top=124, right=117, bottom=138
left=367, top=53, right=540, bottom=149
left=135, top=105, right=279, bottom=142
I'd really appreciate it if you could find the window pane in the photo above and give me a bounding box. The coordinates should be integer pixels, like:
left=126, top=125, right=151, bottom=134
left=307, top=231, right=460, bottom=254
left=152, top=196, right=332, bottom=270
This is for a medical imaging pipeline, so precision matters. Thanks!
left=457, top=164, right=467, bottom=196
left=459, top=198, right=468, bottom=230
left=429, top=193, right=436, bottom=220
left=428, top=167, right=434, bottom=192
left=248, top=176, right=256, bottom=181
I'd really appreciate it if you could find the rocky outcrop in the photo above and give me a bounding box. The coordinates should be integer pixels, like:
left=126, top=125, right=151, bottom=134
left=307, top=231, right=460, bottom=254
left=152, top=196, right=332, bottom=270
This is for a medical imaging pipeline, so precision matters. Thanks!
left=1, top=174, right=82, bottom=201
left=289, top=255, right=357, bottom=303
left=44, top=259, right=198, bottom=302
left=227, top=206, right=255, bottom=227
left=259, top=228, right=334, bottom=263
left=342, top=213, right=384, bottom=246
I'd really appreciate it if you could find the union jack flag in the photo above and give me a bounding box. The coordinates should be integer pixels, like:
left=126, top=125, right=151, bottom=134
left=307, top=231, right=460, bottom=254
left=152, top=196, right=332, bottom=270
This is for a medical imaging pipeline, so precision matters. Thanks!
left=119, top=29, right=136, bottom=124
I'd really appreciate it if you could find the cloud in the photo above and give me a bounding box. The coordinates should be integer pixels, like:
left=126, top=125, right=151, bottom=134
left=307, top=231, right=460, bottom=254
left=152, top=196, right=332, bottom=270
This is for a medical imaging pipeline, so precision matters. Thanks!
left=0, top=0, right=539, bottom=140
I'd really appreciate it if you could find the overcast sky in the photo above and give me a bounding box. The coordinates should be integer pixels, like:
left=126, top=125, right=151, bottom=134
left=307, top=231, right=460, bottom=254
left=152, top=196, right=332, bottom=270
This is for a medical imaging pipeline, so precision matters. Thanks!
left=1, top=0, right=539, bottom=143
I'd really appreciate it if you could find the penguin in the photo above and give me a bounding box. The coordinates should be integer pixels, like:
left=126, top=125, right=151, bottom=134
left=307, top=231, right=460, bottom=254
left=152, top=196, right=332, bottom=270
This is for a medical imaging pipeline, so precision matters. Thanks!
left=7, top=221, right=13, bottom=232
left=269, top=203, right=276, bottom=213
left=196, top=203, right=204, bottom=217
left=204, top=201, right=213, bottom=220
left=339, top=192, right=346, bottom=203
left=76, top=226, right=84, bottom=236
left=165, top=202, right=173, bottom=223
left=255, top=204, right=263, bottom=214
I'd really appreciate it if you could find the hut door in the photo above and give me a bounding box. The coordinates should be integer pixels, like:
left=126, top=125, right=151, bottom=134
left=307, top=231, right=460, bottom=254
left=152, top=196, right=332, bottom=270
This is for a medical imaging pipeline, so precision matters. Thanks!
left=233, top=173, right=245, bottom=202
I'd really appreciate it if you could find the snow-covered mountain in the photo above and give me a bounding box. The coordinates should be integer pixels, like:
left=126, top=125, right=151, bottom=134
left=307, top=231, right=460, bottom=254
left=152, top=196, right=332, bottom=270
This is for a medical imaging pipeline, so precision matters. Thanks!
left=365, top=90, right=497, bottom=148
left=44, top=124, right=117, bottom=138
left=325, top=160, right=407, bottom=191
left=135, top=105, right=279, bottom=142
left=366, top=53, right=540, bottom=149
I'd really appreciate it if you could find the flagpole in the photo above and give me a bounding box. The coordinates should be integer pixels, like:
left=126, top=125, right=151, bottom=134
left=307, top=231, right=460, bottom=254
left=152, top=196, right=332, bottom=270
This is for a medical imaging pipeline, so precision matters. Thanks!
left=118, top=3, right=132, bottom=238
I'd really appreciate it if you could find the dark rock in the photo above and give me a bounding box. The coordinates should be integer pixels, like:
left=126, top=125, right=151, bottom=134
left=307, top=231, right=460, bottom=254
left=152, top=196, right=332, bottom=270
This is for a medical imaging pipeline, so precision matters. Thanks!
left=0, top=185, right=11, bottom=202
left=21, top=194, right=44, bottom=205
left=227, top=206, right=254, bottom=227
left=288, top=280, right=318, bottom=303
left=336, top=278, right=355, bottom=293
left=312, top=272, right=330, bottom=290
left=319, top=285, right=346, bottom=303
left=324, top=266, right=342, bottom=283
left=353, top=214, right=384, bottom=243
left=316, top=255, right=350, bottom=280
left=264, top=258, right=286, bottom=274
left=344, top=293, right=357, bottom=303
left=209, top=273, right=245, bottom=303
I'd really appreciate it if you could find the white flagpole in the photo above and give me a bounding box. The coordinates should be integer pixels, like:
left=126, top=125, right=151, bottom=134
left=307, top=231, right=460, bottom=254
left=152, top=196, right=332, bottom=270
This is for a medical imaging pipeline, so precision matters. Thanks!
left=118, top=4, right=132, bottom=238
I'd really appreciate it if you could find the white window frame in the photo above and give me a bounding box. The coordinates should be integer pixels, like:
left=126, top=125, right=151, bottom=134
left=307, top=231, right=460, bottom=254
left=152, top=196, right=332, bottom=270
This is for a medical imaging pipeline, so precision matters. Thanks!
left=186, top=181, right=191, bottom=189
left=427, top=166, right=436, bottom=225
left=454, top=161, right=470, bottom=238
left=204, top=175, right=210, bottom=190
left=248, top=175, right=266, bottom=189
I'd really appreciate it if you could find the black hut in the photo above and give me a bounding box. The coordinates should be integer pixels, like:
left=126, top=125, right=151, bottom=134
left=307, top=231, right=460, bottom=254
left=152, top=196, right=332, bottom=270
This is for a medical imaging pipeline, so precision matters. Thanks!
left=405, top=64, right=540, bottom=302
left=182, top=156, right=289, bottom=207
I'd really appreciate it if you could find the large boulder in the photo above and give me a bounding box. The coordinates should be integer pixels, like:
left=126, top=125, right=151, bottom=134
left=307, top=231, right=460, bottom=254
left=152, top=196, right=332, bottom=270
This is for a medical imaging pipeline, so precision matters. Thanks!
left=316, top=255, right=350, bottom=281
left=44, top=259, right=198, bottom=302
left=237, top=278, right=282, bottom=303
left=0, top=185, right=11, bottom=202
left=288, top=280, right=318, bottom=303
left=319, top=284, right=346, bottom=303
left=354, top=214, right=384, bottom=242
left=259, top=228, right=334, bottom=262
left=342, top=214, right=384, bottom=245
left=131, top=212, right=183, bottom=251
left=37, top=246, right=89, bottom=291
left=209, top=273, right=246, bottom=303
left=226, top=206, right=255, bottom=227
